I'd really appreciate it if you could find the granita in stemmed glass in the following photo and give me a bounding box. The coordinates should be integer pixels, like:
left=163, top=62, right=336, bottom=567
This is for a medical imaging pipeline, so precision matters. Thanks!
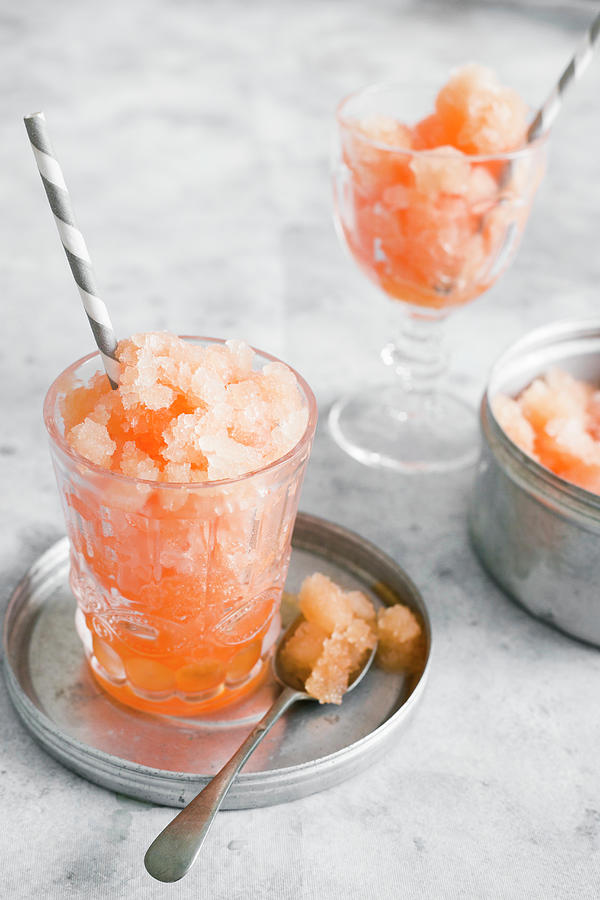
left=331, top=65, right=547, bottom=472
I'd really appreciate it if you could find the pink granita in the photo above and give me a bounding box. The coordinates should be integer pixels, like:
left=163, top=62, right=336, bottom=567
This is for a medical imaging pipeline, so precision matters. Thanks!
left=280, top=573, right=377, bottom=704
left=435, top=64, right=528, bottom=155
left=280, top=573, right=425, bottom=703
left=376, top=605, right=424, bottom=673
left=339, top=64, right=536, bottom=310
left=62, top=332, right=308, bottom=482
left=493, top=369, right=600, bottom=494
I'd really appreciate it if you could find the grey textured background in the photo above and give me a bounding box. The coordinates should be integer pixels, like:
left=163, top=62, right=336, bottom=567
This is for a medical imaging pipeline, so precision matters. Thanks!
left=2, top=1, right=600, bottom=898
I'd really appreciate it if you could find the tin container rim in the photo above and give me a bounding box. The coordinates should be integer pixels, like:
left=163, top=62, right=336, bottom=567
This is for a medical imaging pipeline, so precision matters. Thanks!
left=482, top=316, right=600, bottom=524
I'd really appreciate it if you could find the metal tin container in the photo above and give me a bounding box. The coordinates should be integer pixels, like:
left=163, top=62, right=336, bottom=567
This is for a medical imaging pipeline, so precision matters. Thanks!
left=469, top=318, right=600, bottom=647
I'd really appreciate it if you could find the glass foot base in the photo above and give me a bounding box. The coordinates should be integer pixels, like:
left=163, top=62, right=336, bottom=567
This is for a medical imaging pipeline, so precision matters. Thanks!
left=329, top=383, right=479, bottom=473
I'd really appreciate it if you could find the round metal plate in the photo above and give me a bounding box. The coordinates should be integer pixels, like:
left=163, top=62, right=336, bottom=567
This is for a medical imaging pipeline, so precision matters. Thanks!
left=3, top=512, right=431, bottom=809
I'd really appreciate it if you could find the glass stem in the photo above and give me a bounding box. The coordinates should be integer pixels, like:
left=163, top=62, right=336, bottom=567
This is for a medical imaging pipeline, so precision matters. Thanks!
left=381, top=308, right=448, bottom=396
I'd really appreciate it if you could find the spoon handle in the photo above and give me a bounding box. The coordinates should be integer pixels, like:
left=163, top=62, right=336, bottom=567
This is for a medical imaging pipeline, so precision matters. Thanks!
left=144, top=684, right=304, bottom=883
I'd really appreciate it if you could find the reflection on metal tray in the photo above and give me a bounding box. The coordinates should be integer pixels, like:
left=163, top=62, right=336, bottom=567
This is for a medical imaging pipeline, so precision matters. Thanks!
left=3, top=512, right=431, bottom=809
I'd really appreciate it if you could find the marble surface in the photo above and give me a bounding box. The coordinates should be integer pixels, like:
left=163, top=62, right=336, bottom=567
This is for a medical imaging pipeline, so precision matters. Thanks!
left=2, top=1, right=600, bottom=897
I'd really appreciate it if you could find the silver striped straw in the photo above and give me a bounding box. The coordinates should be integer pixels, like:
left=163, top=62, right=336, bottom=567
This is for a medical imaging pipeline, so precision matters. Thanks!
left=528, top=10, right=600, bottom=142
left=24, top=111, right=120, bottom=388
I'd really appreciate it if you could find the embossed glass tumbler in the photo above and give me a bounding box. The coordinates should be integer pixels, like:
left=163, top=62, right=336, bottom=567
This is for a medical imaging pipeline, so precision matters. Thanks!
left=44, top=340, right=317, bottom=717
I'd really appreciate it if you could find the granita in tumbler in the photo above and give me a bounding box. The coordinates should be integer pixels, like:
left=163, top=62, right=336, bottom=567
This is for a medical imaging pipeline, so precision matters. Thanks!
left=44, top=333, right=317, bottom=716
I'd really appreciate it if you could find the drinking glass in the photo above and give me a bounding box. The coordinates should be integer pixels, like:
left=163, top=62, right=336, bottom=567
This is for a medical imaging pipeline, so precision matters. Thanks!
left=44, top=339, right=317, bottom=717
left=331, top=82, right=547, bottom=472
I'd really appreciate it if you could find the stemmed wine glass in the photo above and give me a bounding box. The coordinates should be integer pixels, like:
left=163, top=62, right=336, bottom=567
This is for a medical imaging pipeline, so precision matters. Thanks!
left=330, top=82, right=547, bottom=472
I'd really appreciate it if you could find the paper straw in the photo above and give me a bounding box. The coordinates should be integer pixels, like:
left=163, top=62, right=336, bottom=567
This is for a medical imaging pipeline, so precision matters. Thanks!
left=527, top=10, right=600, bottom=142
left=24, top=111, right=120, bottom=388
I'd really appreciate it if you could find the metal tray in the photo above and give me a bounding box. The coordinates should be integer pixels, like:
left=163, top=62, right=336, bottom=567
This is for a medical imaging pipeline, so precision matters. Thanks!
left=3, top=512, right=431, bottom=809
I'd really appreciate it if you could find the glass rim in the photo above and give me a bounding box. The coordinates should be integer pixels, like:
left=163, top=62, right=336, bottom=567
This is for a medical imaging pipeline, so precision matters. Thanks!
left=43, top=335, right=318, bottom=490
left=336, top=80, right=549, bottom=162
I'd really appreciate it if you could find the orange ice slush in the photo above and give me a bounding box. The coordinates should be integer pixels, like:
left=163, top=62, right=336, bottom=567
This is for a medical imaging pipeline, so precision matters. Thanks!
left=493, top=368, right=600, bottom=495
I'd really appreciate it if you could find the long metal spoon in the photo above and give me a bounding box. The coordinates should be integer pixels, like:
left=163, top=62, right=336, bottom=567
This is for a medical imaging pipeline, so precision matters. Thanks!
left=144, top=616, right=377, bottom=883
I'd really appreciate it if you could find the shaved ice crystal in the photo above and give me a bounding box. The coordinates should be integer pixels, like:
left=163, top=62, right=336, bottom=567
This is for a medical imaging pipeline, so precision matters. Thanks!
left=357, top=116, right=413, bottom=149
left=410, top=147, right=472, bottom=196
left=69, top=419, right=116, bottom=468
left=279, top=620, right=328, bottom=684
left=281, top=573, right=426, bottom=702
left=492, top=395, right=537, bottom=458
left=298, top=573, right=355, bottom=634
left=62, top=333, right=309, bottom=482
left=282, top=573, right=377, bottom=704
left=305, top=633, right=357, bottom=706
left=376, top=605, right=424, bottom=673
left=435, top=64, right=528, bottom=155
